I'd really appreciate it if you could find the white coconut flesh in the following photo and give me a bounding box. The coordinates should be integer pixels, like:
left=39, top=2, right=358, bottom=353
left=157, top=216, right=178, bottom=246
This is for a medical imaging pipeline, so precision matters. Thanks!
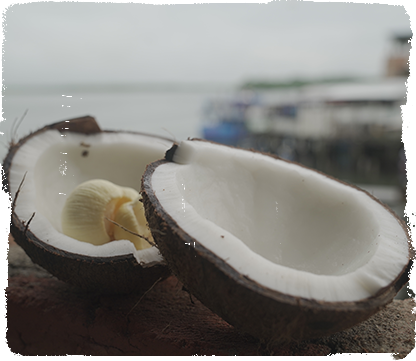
left=9, top=129, right=172, bottom=265
left=151, top=140, right=409, bottom=302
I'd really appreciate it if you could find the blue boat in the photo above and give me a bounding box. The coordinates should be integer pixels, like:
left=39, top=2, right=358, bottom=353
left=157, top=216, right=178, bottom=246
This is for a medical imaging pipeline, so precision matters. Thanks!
left=201, top=92, right=259, bottom=146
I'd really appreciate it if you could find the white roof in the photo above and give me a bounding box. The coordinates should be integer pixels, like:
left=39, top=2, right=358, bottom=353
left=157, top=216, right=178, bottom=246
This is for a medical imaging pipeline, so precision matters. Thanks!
left=257, top=77, right=407, bottom=106
left=300, top=77, right=407, bottom=103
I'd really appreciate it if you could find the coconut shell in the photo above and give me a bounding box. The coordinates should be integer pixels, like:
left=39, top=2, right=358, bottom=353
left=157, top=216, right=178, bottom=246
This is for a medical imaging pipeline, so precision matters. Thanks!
left=141, top=146, right=412, bottom=342
left=3, top=116, right=170, bottom=294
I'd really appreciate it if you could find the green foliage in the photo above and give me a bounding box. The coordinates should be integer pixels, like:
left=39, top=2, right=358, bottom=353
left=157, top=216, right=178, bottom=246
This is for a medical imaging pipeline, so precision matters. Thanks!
left=240, top=77, right=359, bottom=90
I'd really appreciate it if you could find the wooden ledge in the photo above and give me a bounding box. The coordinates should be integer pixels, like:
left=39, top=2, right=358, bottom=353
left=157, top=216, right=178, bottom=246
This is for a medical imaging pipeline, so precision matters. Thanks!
left=7, top=241, right=415, bottom=356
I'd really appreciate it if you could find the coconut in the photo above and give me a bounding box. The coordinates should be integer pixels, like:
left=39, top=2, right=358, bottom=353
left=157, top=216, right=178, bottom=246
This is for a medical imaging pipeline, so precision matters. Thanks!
left=4, top=116, right=173, bottom=294
left=141, top=139, right=412, bottom=342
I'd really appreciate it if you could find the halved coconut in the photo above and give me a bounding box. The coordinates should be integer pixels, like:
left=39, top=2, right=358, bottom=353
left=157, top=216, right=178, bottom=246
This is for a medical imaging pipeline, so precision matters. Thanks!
left=141, top=139, right=412, bottom=342
left=4, top=116, right=173, bottom=294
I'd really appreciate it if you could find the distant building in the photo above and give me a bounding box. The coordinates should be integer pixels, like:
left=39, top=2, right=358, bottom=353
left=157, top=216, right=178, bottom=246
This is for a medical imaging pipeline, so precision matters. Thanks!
left=385, top=34, right=412, bottom=77
left=201, top=33, right=410, bottom=184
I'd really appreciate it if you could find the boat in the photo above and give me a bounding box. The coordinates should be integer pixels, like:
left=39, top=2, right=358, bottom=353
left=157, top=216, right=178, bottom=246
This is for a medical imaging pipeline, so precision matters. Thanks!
left=201, top=91, right=259, bottom=146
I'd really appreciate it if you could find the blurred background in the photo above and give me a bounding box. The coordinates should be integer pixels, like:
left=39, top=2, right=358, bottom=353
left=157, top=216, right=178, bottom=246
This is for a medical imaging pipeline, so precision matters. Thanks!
left=1, top=1, right=413, bottom=297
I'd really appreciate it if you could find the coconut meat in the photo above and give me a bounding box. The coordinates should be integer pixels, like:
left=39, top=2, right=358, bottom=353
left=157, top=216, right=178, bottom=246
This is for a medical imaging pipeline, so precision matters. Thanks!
left=151, top=140, right=409, bottom=302
left=9, top=129, right=172, bottom=265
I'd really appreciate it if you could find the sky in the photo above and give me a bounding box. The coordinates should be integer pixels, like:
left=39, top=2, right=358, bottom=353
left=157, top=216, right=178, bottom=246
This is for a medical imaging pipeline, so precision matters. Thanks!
left=1, top=1, right=413, bottom=87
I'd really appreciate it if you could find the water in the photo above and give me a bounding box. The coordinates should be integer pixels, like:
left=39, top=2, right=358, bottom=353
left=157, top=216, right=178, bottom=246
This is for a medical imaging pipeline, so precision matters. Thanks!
left=1, top=84, right=234, bottom=260
left=0, top=84, right=234, bottom=161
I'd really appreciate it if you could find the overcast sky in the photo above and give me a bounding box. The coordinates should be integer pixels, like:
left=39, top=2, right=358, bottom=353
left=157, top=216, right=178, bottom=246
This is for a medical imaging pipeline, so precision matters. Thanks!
left=2, top=1, right=412, bottom=87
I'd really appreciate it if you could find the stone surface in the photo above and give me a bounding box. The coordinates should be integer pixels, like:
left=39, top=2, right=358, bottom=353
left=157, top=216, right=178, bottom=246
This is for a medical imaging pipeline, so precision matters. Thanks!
left=0, top=231, right=14, bottom=249
left=8, top=239, right=51, bottom=279
left=6, top=241, right=416, bottom=357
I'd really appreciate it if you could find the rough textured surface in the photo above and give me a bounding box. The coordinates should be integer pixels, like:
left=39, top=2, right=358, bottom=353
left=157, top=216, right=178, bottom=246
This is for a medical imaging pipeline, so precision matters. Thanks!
left=7, top=241, right=416, bottom=357
left=8, top=237, right=51, bottom=279
left=319, top=299, right=415, bottom=356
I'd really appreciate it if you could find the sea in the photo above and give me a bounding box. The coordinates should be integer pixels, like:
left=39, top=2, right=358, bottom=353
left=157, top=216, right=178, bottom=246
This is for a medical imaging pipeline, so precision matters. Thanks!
left=1, top=82, right=234, bottom=270
left=0, top=83, right=235, bottom=161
